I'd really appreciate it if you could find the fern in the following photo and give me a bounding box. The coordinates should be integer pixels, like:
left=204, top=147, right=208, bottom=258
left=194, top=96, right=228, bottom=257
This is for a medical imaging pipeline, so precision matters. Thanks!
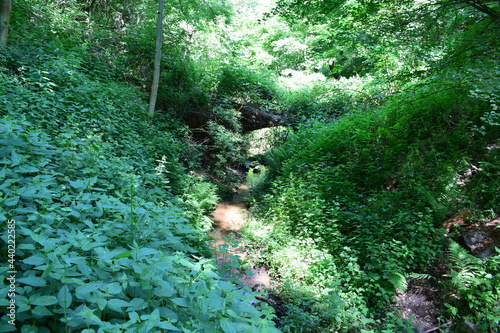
left=444, top=241, right=500, bottom=330
left=448, top=241, right=481, bottom=270
left=389, top=272, right=434, bottom=293
left=448, top=242, right=482, bottom=289
left=447, top=241, right=483, bottom=290
left=388, top=272, right=408, bottom=292
left=407, top=272, right=433, bottom=281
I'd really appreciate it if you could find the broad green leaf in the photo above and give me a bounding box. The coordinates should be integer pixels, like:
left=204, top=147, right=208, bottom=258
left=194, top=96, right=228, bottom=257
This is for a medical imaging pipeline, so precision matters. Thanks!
left=10, top=151, right=21, bottom=166
left=4, top=196, right=20, bottom=206
left=225, top=309, right=239, bottom=319
left=218, top=281, right=236, bottom=292
left=75, top=305, right=103, bottom=325
left=0, top=323, right=17, bottom=332
left=17, top=243, right=36, bottom=250
left=98, top=248, right=128, bottom=261
left=17, top=303, right=30, bottom=313
left=150, top=308, right=161, bottom=320
left=102, top=282, right=122, bottom=295
left=138, top=248, right=158, bottom=257
left=97, top=298, right=107, bottom=311
left=153, top=287, right=175, bottom=298
left=69, top=180, right=87, bottom=189
left=16, top=165, right=39, bottom=173
left=157, top=322, right=179, bottom=331
left=22, top=255, right=46, bottom=266
left=58, top=285, right=72, bottom=308
left=177, top=258, right=194, bottom=269
left=31, top=305, right=53, bottom=317
left=158, top=307, right=178, bottom=322
left=207, top=294, right=224, bottom=310
left=203, top=270, right=220, bottom=279
left=75, top=282, right=101, bottom=295
left=170, top=298, right=189, bottom=307
left=220, top=320, right=253, bottom=333
left=153, top=279, right=173, bottom=291
left=113, top=250, right=132, bottom=259
left=77, top=264, right=93, bottom=278
left=127, top=298, right=147, bottom=311
left=31, top=295, right=57, bottom=306
left=18, top=186, right=38, bottom=199
left=129, top=311, right=140, bottom=322
left=18, top=276, right=46, bottom=287
left=21, top=325, right=39, bottom=333
left=107, top=298, right=130, bottom=309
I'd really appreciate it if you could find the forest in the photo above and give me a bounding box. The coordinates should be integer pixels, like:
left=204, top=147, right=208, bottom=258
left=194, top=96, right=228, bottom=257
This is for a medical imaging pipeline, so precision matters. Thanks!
left=0, top=0, right=499, bottom=332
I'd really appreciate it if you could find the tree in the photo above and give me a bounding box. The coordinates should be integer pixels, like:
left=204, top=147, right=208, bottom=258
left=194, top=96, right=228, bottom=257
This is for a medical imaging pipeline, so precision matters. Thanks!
left=148, top=0, right=165, bottom=119
left=0, top=0, right=11, bottom=47
left=268, top=0, right=498, bottom=90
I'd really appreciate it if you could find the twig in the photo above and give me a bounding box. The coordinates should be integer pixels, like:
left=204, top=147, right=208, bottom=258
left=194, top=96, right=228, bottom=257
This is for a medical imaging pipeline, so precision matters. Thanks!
left=254, top=294, right=273, bottom=304
left=12, top=2, right=43, bottom=20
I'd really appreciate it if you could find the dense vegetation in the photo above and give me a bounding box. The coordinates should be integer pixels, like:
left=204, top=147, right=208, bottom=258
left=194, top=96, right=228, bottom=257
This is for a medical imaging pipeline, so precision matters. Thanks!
left=0, top=0, right=499, bottom=332
left=0, top=0, right=280, bottom=331
left=243, top=0, right=500, bottom=331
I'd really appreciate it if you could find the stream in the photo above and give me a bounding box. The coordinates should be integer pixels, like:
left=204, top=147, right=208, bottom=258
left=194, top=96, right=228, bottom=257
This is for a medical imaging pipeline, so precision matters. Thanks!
left=209, top=184, right=271, bottom=289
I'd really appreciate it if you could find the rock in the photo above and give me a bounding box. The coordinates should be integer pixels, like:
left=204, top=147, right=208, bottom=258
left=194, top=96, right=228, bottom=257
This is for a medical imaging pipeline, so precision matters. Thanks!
left=476, top=246, right=499, bottom=259
left=463, top=231, right=487, bottom=252
left=413, top=325, right=426, bottom=333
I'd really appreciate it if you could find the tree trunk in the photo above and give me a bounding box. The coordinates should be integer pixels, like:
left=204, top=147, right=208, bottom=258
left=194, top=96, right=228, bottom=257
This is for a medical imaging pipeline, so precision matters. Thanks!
left=0, top=0, right=11, bottom=47
left=147, top=0, right=165, bottom=119
left=239, top=105, right=283, bottom=132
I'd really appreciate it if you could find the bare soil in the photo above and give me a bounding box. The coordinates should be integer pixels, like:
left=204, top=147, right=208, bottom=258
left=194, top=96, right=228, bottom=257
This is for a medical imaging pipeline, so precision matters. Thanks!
left=395, top=213, right=500, bottom=332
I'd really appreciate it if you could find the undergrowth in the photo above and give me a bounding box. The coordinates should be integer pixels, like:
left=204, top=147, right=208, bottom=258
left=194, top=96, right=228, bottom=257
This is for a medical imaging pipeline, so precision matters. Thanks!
left=249, top=75, right=500, bottom=331
left=0, top=39, right=280, bottom=332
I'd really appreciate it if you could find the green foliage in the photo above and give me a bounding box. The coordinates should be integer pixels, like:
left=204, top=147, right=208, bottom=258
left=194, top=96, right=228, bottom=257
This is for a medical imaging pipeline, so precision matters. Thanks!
left=216, top=65, right=277, bottom=101
left=274, top=0, right=499, bottom=77
left=179, top=174, right=220, bottom=232
left=277, top=75, right=373, bottom=128
left=444, top=242, right=500, bottom=331
left=0, top=23, right=280, bottom=330
left=0, top=116, right=279, bottom=332
left=275, top=281, right=345, bottom=333
left=3, top=0, right=499, bottom=331
left=250, top=64, right=499, bottom=330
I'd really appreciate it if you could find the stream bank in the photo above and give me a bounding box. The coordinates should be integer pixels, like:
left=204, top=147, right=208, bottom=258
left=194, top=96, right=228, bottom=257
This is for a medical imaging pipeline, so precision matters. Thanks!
left=209, top=182, right=272, bottom=289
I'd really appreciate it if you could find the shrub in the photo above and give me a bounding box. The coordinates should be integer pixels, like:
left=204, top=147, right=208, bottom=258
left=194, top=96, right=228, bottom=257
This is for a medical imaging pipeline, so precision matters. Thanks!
left=0, top=117, right=280, bottom=332
left=250, top=73, right=499, bottom=330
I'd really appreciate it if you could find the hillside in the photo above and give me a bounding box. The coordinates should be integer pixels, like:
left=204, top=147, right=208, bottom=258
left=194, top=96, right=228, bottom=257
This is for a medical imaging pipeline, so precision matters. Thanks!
left=1, top=0, right=499, bottom=332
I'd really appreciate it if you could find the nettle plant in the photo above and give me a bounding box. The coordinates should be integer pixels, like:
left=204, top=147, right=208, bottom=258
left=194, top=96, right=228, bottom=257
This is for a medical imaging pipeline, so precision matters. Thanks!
left=0, top=118, right=280, bottom=332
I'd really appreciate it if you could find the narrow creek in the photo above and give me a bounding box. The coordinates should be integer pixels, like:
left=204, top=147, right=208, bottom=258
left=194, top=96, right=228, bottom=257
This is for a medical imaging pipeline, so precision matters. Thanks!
left=209, top=183, right=271, bottom=289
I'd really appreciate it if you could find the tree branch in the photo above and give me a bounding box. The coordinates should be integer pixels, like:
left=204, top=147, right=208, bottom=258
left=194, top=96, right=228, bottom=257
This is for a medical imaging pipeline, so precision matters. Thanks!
left=461, top=0, right=500, bottom=20
left=12, top=1, right=42, bottom=20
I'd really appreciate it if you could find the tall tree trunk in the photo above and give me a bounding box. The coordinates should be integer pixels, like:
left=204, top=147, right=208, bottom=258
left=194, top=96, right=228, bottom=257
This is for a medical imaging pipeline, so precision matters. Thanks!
left=0, top=0, right=11, bottom=47
left=147, top=0, right=165, bottom=120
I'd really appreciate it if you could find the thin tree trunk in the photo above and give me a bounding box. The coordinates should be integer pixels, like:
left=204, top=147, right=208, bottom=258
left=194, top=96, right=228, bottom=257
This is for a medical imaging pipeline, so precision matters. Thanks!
left=0, top=0, right=11, bottom=47
left=148, top=0, right=165, bottom=120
